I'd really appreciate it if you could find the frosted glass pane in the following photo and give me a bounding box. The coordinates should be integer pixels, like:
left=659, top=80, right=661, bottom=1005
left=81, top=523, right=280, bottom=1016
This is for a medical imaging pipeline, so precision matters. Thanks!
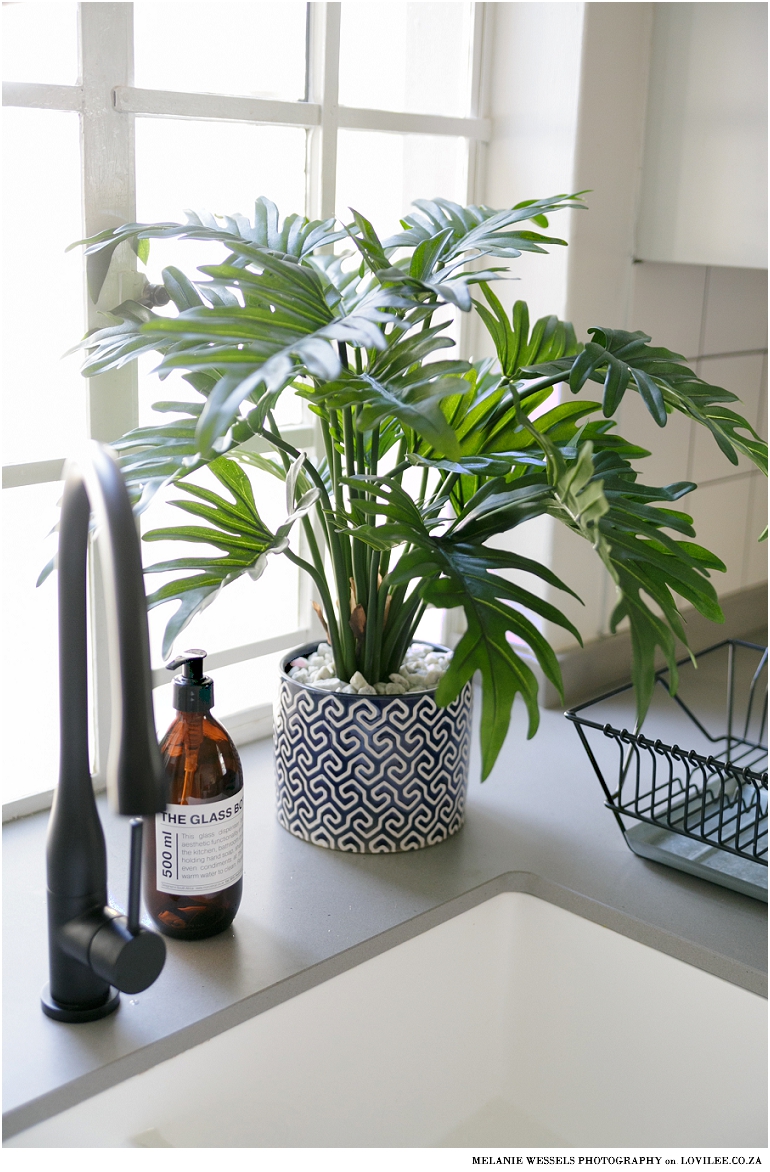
left=135, top=116, right=306, bottom=283
left=136, top=118, right=307, bottom=226
left=339, top=2, right=473, bottom=116
left=134, top=2, right=307, bottom=101
left=152, top=651, right=285, bottom=737
left=336, top=129, right=468, bottom=239
left=337, top=130, right=467, bottom=349
left=135, top=117, right=307, bottom=426
left=2, top=2, right=79, bottom=85
left=142, top=463, right=301, bottom=670
left=2, top=108, right=87, bottom=465
left=2, top=483, right=62, bottom=804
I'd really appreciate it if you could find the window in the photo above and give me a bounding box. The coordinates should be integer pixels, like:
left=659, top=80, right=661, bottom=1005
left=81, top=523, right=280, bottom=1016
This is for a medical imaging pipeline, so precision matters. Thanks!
left=2, top=1, right=490, bottom=814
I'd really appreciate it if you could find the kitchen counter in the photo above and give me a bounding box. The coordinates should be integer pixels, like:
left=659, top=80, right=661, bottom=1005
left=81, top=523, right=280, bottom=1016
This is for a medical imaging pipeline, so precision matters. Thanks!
left=3, top=666, right=767, bottom=1141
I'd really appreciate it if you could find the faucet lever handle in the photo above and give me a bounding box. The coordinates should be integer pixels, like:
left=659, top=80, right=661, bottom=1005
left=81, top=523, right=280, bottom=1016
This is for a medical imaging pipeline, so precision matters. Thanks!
left=127, top=818, right=144, bottom=935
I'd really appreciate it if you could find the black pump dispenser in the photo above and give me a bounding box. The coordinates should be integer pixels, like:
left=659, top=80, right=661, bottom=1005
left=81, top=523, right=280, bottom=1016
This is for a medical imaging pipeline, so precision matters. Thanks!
left=168, top=649, right=214, bottom=713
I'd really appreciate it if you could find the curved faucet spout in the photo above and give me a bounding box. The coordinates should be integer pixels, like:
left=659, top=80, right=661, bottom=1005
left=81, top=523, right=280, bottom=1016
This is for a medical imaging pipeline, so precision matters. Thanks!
left=43, top=443, right=167, bottom=1023
left=70, top=443, right=166, bottom=815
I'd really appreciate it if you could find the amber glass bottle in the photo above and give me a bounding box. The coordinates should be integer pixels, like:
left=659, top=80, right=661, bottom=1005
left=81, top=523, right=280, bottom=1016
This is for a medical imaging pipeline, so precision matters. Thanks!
left=144, top=650, right=243, bottom=941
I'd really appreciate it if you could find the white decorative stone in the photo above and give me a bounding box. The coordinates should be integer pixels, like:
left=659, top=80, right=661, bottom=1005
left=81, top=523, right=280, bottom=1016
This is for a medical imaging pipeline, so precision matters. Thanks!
left=289, top=642, right=453, bottom=697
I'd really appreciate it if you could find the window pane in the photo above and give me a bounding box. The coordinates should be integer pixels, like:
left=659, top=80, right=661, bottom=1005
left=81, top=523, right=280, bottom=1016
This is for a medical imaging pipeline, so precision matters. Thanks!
left=152, top=651, right=285, bottom=738
left=336, top=129, right=468, bottom=238
left=142, top=464, right=301, bottom=671
left=2, top=108, right=87, bottom=465
left=2, top=2, right=79, bottom=85
left=339, top=2, right=473, bottom=117
left=135, top=117, right=307, bottom=427
left=134, top=116, right=307, bottom=285
left=2, top=482, right=61, bottom=804
left=337, top=130, right=467, bottom=355
left=134, top=120, right=307, bottom=678
left=135, top=118, right=307, bottom=225
left=134, top=2, right=307, bottom=101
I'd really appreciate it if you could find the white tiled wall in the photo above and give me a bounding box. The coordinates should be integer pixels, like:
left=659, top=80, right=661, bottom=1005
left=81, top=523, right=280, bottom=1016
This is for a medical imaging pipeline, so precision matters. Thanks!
left=610, top=261, right=768, bottom=634
left=746, top=474, right=769, bottom=588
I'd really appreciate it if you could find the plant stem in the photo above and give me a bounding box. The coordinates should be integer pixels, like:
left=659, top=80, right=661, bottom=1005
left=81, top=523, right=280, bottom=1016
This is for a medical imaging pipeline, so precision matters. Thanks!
left=300, top=514, right=326, bottom=579
left=344, top=405, right=367, bottom=621
left=283, top=548, right=345, bottom=677
left=417, top=465, right=429, bottom=506
left=393, top=600, right=426, bottom=671
left=258, top=416, right=342, bottom=660
left=382, top=588, right=424, bottom=677
left=439, top=471, right=459, bottom=501
left=255, top=423, right=330, bottom=509
left=363, top=547, right=380, bottom=681
left=320, top=414, right=357, bottom=677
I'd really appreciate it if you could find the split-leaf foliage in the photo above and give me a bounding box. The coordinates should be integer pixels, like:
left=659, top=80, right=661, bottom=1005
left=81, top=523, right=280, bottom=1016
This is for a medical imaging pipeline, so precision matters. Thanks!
left=59, top=195, right=766, bottom=779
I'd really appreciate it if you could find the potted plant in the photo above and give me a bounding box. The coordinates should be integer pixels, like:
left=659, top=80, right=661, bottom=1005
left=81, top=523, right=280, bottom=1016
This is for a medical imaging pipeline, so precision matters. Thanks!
left=64, top=193, right=767, bottom=851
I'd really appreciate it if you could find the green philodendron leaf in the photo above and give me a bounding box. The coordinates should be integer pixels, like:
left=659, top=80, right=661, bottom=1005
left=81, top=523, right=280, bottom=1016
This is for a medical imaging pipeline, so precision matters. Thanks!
left=142, top=455, right=305, bottom=656
left=71, top=199, right=348, bottom=300
left=574, top=450, right=728, bottom=724
left=474, top=288, right=580, bottom=382
left=384, top=193, right=588, bottom=262
left=347, top=474, right=582, bottom=779
left=522, top=327, right=768, bottom=476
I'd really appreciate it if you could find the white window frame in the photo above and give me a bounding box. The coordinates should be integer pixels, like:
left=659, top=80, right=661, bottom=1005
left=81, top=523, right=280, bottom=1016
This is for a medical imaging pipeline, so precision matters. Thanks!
left=2, top=1, right=491, bottom=820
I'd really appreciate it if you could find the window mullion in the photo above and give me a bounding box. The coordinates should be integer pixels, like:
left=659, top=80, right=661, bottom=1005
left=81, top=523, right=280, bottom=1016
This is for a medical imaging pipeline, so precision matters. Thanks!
left=460, top=2, right=492, bottom=364
left=1, top=81, right=83, bottom=110
left=79, top=2, right=139, bottom=786
left=305, top=1, right=341, bottom=221
left=302, top=3, right=342, bottom=649
left=80, top=1, right=138, bottom=442
left=113, top=85, right=321, bottom=126
left=467, top=3, right=492, bottom=205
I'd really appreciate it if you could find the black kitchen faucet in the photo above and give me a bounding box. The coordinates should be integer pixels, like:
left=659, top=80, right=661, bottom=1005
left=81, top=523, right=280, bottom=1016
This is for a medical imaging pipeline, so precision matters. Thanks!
left=42, top=443, right=167, bottom=1022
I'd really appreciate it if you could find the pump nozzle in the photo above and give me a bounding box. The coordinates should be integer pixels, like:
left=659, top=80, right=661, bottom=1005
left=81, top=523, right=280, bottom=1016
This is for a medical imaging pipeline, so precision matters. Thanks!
left=166, top=649, right=213, bottom=712
left=166, top=649, right=207, bottom=683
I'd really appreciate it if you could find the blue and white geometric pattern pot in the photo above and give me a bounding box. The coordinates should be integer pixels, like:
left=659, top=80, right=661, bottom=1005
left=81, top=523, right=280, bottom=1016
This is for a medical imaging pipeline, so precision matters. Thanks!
left=275, top=642, right=473, bottom=853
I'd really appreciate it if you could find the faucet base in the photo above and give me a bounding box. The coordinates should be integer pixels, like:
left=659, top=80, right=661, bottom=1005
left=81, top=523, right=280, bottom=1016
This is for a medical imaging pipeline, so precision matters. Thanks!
left=41, top=984, right=120, bottom=1023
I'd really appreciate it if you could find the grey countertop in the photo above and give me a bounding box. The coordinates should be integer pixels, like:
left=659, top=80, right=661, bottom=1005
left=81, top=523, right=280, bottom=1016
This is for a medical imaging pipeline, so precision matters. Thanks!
left=4, top=659, right=767, bottom=1140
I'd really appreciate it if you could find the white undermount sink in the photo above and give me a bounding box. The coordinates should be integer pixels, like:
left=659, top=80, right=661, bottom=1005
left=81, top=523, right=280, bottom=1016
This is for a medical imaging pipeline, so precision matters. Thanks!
left=9, top=892, right=767, bottom=1148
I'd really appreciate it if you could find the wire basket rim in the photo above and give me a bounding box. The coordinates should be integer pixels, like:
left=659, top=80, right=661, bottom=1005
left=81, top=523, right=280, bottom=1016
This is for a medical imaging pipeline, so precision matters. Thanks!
left=565, top=638, right=768, bottom=788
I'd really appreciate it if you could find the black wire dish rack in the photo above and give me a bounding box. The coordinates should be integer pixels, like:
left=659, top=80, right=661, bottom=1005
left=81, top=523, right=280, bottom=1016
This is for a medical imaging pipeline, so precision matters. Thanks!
left=566, top=639, right=768, bottom=902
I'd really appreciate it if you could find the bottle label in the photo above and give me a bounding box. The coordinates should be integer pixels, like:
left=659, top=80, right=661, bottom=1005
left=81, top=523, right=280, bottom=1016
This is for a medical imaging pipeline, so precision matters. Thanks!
left=155, top=792, right=244, bottom=896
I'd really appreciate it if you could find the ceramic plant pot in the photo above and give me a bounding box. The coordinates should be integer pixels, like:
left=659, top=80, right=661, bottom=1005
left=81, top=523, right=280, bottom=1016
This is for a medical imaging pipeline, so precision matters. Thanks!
left=274, top=641, right=473, bottom=853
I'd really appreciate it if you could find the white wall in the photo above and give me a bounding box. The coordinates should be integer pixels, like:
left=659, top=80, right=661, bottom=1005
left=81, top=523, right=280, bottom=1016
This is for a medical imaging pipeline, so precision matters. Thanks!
left=474, top=2, right=767, bottom=658
left=475, top=1, right=584, bottom=331
left=636, top=3, right=768, bottom=269
left=619, top=263, right=767, bottom=610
